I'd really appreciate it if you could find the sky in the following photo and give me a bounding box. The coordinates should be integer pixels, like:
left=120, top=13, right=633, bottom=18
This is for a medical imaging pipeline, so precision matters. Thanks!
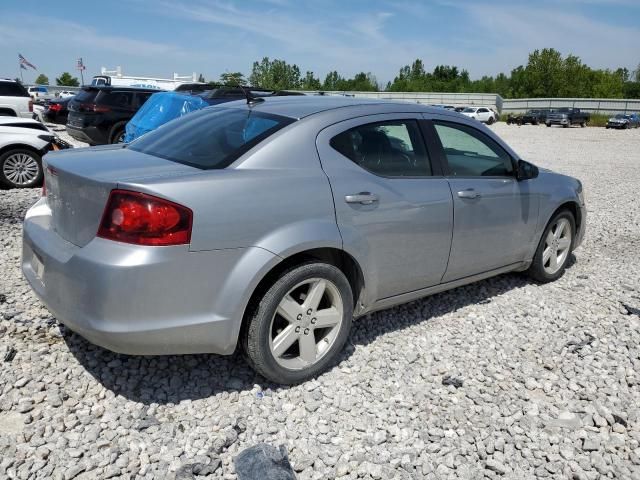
left=1, top=0, right=638, bottom=86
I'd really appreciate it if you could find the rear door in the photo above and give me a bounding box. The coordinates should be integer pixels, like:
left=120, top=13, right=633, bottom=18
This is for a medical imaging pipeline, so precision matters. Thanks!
left=316, top=114, right=453, bottom=301
left=426, top=117, right=539, bottom=282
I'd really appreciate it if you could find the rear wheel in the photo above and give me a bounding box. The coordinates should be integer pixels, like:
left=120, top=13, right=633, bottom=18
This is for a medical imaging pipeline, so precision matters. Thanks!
left=487, top=116, right=495, bottom=125
left=526, top=210, right=575, bottom=283
left=109, top=125, right=126, bottom=144
left=581, top=121, right=586, bottom=128
left=0, top=149, right=43, bottom=189
left=242, top=262, right=353, bottom=384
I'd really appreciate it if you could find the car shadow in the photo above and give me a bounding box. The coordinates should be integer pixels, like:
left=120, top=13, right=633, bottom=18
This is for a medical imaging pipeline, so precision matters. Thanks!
left=64, top=260, right=576, bottom=405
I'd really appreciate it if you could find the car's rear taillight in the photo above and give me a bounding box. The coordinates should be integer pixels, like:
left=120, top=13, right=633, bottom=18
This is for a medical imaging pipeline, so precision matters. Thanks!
left=49, top=104, right=62, bottom=112
left=97, top=190, right=192, bottom=246
left=28, top=100, right=33, bottom=112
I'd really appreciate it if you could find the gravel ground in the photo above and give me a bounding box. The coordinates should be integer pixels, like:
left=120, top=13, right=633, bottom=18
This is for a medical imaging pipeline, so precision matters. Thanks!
left=1, top=124, right=639, bottom=480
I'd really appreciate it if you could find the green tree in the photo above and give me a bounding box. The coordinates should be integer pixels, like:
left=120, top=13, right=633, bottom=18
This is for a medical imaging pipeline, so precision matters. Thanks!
left=249, top=58, right=301, bottom=89
left=55, top=72, right=80, bottom=87
left=301, top=71, right=322, bottom=90
left=34, top=74, right=49, bottom=85
left=219, top=71, right=246, bottom=86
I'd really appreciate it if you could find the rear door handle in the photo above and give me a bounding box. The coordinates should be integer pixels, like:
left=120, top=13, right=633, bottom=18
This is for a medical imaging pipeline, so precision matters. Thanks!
left=457, top=188, right=481, bottom=199
left=345, top=192, right=379, bottom=205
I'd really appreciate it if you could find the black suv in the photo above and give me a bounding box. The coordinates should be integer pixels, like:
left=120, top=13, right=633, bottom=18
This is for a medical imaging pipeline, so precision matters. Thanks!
left=66, top=86, right=157, bottom=145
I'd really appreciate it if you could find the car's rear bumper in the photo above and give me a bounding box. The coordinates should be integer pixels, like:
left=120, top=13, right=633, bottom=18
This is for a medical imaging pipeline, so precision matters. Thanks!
left=65, top=125, right=108, bottom=145
left=22, top=198, right=278, bottom=355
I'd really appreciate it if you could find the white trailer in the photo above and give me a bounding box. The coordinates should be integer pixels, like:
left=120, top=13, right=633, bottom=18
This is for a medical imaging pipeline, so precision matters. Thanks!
left=91, top=66, right=200, bottom=91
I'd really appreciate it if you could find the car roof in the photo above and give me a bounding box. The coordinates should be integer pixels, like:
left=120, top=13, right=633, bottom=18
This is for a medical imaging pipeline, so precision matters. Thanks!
left=0, top=117, right=44, bottom=127
left=80, top=86, right=161, bottom=93
left=216, top=95, right=440, bottom=119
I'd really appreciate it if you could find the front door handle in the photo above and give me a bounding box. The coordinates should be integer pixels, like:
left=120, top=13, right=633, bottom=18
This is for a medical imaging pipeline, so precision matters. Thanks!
left=457, top=188, right=481, bottom=199
left=345, top=192, right=379, bottom=205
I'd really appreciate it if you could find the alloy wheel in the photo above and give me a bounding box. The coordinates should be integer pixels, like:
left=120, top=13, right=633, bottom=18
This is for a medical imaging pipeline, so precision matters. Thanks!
left=3, top=152, right=40, bottom=186
left=269, top=278, right=344, bottom=370
left=542, top=218, right=572, bottom=275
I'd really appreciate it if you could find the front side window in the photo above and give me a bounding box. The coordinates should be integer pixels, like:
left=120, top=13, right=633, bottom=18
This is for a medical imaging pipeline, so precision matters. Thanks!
left=434, top=122, right=513, bottom=177
left=129, top=107, right=294, bottom=169
left=330, top=120, right=432, bottom=177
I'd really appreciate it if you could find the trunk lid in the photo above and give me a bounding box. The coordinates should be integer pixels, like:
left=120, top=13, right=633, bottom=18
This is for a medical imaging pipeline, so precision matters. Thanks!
left=44, top=146, right=197, bottom=247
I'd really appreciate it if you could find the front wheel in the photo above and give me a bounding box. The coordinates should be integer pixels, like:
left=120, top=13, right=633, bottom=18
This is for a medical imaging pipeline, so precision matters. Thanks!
left=242, top=262, right=354, bottom=384
left=526, top=210, right=575, bottom=283
left=0, top=149, right=43, bottom=189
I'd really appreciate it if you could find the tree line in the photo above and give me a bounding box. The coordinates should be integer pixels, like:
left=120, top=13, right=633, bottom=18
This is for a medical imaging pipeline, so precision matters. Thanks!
left=230, top=49, right=639, bottom=99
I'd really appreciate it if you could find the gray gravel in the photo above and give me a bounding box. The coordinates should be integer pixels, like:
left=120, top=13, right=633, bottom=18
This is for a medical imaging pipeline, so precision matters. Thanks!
left=1, top=123, right=640, bottom=480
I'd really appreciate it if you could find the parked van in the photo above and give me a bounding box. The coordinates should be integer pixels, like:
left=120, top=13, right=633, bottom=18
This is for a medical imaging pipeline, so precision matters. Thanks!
left=91, top=66, right=203, bottom=91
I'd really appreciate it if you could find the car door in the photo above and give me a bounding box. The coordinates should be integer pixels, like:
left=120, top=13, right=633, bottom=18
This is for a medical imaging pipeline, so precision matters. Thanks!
left=476, top=108, right=490, bottom=122
left=316, top=114, right=453, bottom=301
left=426, top=118, right=539, bottom=282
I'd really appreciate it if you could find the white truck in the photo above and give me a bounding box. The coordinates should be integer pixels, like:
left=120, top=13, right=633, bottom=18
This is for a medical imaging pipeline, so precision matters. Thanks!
left=91, top=66, right=201, bottom=91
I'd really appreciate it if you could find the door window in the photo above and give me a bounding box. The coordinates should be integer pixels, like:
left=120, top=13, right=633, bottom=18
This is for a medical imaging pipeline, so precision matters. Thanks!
left=477, top=108, right=489, bottom=113
left=433, top=122, right=513, bottom=177
left=330, top=120, right=432, bottom=177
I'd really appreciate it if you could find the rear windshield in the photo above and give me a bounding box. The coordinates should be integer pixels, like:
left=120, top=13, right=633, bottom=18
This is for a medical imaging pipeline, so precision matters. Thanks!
left=96, top=90, right=134, bottom=107
left=73, top=89, right=99, bottom=103
left=128, top=107, right=295, bottom=169
left=0, top=81, right=29, bottom=97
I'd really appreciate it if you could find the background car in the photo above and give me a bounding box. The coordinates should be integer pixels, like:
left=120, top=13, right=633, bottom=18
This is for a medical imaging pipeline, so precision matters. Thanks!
left=606, top=113, right=640, bottom=129
left=23, top=97, right=585, bottom=384
left=57, top=90, right=76, bottom=99
left=0, top=117, right=71, bottom=188
left=124, top=86, right=305, bottom=142
left=461, top=106, right=497, bottom=124
left=27, top=86, right=55, bottom=104
left=0, top=79, right=33, bottom=118
left=546, top=108, right=590, bottom=128
left=43, top=97, right=72, bottom=125
left=506, top=109, right=544, bottom=126
left=66, top=86, right=157, bottom=145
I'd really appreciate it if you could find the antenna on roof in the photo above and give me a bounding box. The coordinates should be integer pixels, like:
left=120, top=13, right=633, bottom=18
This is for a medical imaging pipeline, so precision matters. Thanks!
left=238, top=85, right=264, bottom=106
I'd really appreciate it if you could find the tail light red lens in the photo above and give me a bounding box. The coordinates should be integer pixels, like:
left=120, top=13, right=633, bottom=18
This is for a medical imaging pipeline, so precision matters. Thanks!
left=49, top=104, right=62, bottom=112
left=97, top=190, right=192, bottom=246
left=28, top=100, right=33, bottom=112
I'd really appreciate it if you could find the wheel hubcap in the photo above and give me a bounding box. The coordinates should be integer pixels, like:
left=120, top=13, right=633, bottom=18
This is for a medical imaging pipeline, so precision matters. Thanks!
left=3, top=153, right=39, bottom=185
left=269, top=278, right=344, bottom=370
left=542, top=218, right=572, bottom=275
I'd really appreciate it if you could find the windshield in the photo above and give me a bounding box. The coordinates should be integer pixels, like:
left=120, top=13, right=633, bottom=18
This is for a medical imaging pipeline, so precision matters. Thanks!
left=558, top=108, right=570, bottom=112
left=129, top=107, right=295, bottom=169
left=614, top=114, right=626, bottom=119
left=463, top=107, right=476, bottom=113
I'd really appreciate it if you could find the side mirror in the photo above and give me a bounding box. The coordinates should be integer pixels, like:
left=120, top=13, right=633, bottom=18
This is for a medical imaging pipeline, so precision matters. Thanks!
left=516, top=160, right=539, bottom=181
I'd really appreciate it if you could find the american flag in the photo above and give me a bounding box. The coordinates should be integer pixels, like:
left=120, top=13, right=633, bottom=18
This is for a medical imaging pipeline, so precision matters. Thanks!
left=18, top=53, right=36, bottom=70
left=76, top=57, right=86, bottom=71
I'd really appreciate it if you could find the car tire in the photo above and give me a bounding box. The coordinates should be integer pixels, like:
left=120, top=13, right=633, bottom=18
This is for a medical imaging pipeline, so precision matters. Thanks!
left=109, top=125, right=126, bottom=144
left=546, top=123, right=551, bottom=127
left=526, top=210, right=575, bottom=283
left=0, top=149, right=43, bottom=189
left=581, top=121, right=586, bottom=128
left=487, top=116, right=495, bottom=125
left=242, top=262, right=354, bottom=384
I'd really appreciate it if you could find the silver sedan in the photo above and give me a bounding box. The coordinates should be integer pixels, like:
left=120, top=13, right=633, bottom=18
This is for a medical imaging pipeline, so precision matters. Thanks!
left=22, top=97, right=586, bottom=384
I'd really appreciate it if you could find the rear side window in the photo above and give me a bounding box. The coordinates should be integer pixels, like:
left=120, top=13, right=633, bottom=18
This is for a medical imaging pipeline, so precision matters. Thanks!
left=129, top=108, right=295, bottom=169
left=135, top=92, right=153, bottom=108
left=330, top=120, right=432, bottom=177
left=0, top=82, right=29, bottom=97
